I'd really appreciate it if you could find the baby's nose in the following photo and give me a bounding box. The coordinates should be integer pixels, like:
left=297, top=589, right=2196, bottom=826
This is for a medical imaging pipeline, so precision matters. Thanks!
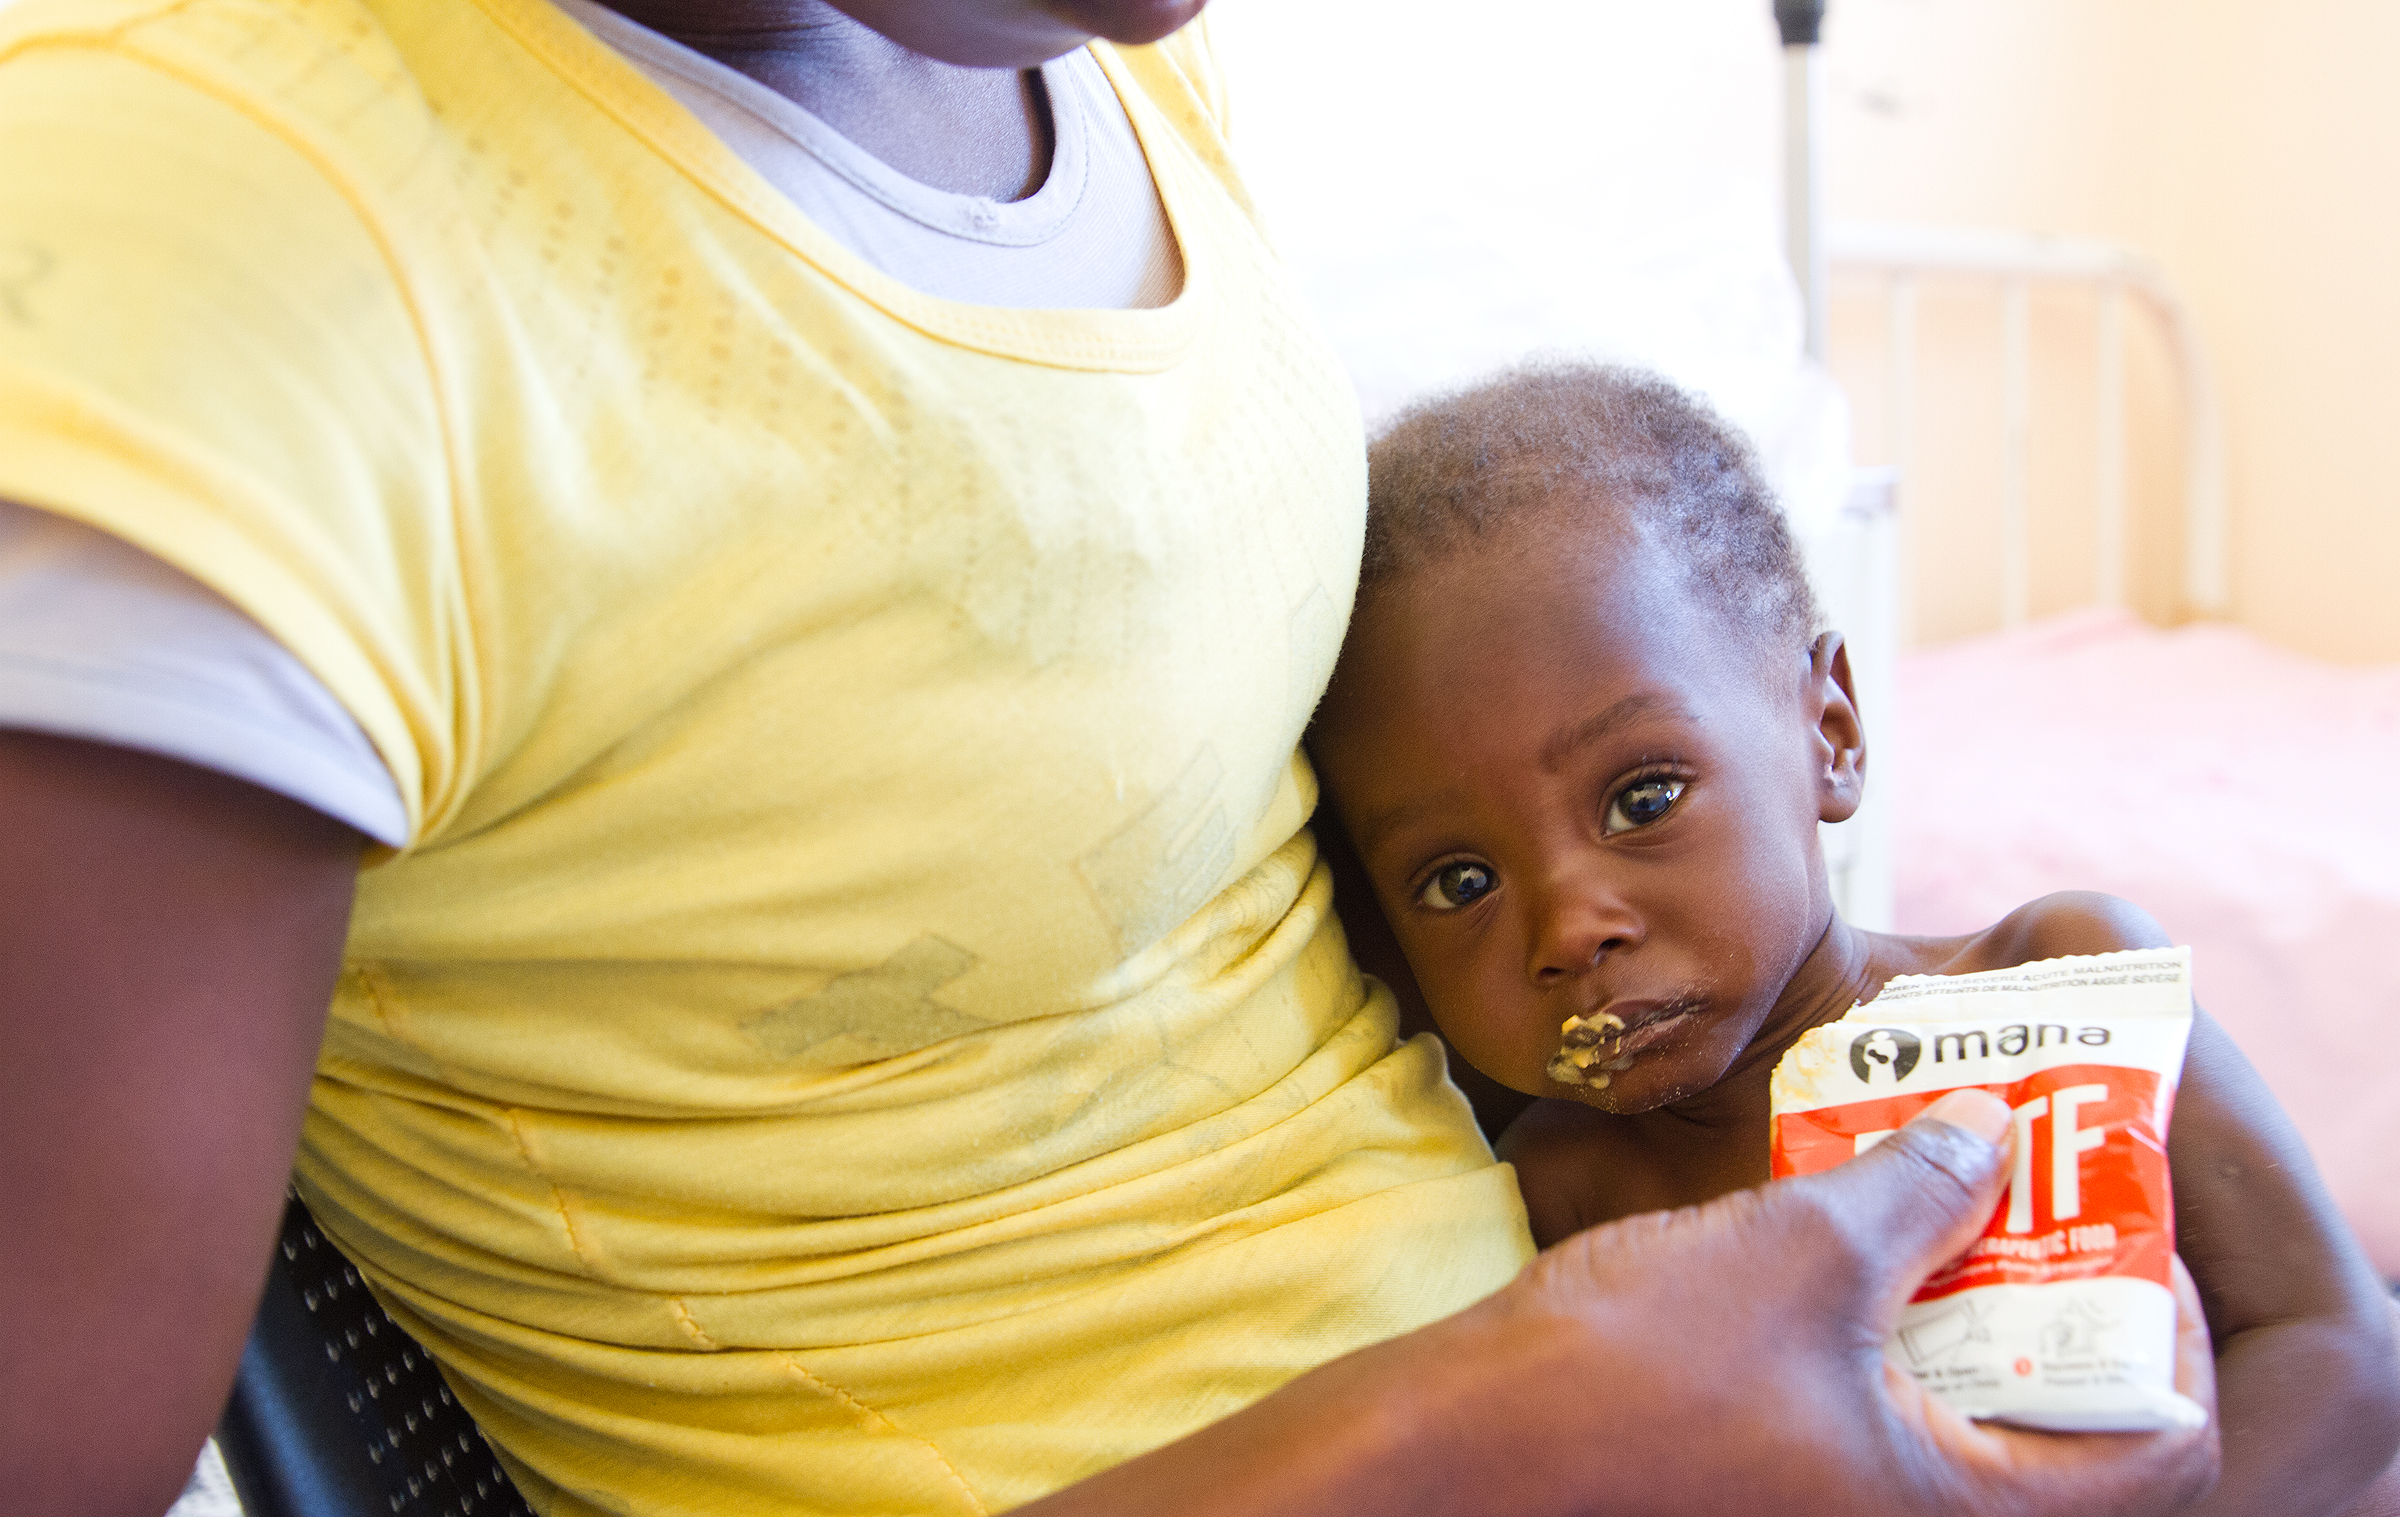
left=1526, top=884, right=1641, bottom=987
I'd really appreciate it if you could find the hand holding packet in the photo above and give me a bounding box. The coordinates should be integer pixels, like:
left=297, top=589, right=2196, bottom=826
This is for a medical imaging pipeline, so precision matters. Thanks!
left=1770, top=947, right=2205, bottom=1432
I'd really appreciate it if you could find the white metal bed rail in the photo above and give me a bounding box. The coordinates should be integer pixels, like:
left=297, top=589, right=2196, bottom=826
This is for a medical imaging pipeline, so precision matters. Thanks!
left=1827, top=220, right=2229, bottom=628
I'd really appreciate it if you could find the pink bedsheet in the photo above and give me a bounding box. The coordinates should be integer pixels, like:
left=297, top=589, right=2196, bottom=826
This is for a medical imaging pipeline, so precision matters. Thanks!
left=1895, top=609, right=2400, bottom=1276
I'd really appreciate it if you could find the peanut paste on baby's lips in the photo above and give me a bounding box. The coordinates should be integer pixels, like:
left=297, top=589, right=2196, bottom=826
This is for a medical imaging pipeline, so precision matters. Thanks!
left=1543, top=993, right=1713, bottom=1094
left=1546, top=1010, right=1628, bottom=1089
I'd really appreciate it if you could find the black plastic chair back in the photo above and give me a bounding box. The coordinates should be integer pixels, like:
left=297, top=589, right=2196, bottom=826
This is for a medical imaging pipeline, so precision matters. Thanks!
left=215, top=1194, right=535, bottom=1517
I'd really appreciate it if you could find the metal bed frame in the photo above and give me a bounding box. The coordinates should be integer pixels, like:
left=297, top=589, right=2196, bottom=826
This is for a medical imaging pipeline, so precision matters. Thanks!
left=1779, top=0, right=2228, bottom=639
left=1827, top=222, right=2229, bottom=634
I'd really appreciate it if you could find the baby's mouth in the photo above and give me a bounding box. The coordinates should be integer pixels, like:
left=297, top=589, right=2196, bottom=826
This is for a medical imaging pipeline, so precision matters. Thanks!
left=1545, top=996, right=1703, bottom=1090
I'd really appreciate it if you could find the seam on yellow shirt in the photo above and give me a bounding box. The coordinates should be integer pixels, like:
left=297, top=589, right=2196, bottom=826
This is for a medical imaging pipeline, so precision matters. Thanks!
left=0, top=0, right=181, bottom=57
left=671, top=1298, right=991, bottom=1513
left=351, top=963, right=477, bottom=1093
left=770, top=1352, right=992, bottom=1517
left=353, top=962, right=413, bottom=1043
left=83, top=30, right=483, bottom=834
left=664, top=1297, right=720, bottom=1350
left=503, top=1108, right=605, bottom=1280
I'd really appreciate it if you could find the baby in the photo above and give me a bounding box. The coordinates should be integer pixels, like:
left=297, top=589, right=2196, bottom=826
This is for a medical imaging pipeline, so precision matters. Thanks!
left=1308, top=365, right=2400, bottom=1513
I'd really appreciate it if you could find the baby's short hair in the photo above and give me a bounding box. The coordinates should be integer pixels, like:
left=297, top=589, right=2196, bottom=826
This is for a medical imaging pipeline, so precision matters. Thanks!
left=1362, top=363, right=1821, bottom=654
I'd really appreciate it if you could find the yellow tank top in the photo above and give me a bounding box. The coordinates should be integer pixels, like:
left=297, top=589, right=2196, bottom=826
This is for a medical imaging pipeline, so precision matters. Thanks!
left=0, top=1, right=1533, bottom=1511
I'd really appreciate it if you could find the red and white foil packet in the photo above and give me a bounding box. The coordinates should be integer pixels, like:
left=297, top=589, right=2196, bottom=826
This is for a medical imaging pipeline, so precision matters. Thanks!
left=1770, top=948, right=2203, bottom=1431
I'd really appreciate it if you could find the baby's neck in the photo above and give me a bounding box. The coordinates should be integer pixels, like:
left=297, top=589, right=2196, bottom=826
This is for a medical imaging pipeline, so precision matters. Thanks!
left=1610, top=915, right=1916, bottom=1209
left=1655, top=914, right=1884, bottom=1128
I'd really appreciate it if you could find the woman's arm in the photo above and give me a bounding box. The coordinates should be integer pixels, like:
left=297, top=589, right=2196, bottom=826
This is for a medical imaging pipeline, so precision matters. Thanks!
left=2170, top=1010, right=2400, bottom=1515
left=0, top=731, right=361, bottom=1517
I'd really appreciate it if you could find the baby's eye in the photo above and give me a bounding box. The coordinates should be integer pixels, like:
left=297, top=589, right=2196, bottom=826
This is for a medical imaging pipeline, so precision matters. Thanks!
left=1418, top=861, right=1497, bottom=911
left=1604, top=777, right=1686, bottom=834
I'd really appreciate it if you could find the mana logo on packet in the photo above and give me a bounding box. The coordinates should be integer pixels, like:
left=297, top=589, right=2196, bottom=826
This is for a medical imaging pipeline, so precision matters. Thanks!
left=1771, top=948, right=2204, bottom=1433
left=1848, top=1027, right=1920, bottom=1084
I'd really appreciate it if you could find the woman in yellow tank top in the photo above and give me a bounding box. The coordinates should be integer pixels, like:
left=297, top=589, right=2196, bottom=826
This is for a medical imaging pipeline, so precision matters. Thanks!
left=0, top=1, right=2215, bottom=1514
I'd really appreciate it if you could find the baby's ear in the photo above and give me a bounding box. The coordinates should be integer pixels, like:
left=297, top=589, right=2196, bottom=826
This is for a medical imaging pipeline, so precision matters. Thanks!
left=1807, top=632, right=1866, bottom=824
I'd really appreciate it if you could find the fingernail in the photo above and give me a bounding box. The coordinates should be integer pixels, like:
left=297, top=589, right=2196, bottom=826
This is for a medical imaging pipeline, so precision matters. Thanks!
left=1919, top=1088, right=2010, bottom=1145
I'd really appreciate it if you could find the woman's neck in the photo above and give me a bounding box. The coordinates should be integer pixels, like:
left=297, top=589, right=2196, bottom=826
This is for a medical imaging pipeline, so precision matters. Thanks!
left=592, top=0, right=1055, bottom=199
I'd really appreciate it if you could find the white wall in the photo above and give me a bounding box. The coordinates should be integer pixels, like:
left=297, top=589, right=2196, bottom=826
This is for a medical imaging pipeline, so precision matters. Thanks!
left=1207, top=0, right=1854, bottom=537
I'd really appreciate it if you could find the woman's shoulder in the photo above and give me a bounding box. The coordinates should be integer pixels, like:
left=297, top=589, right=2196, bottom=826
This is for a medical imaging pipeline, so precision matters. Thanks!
left=1, top=0, right=416, bottom=115
left=1105, top=14, right=1231, bottom=131
left=0, top=0, right=181, bottom=45
left=0, top=0, right=457, bottom=249
left=1095, top=16, right=1260, bottom=218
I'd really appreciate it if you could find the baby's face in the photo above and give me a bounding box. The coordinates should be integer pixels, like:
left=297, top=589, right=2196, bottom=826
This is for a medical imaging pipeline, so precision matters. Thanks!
left=1313, top=524, right=1857, bottom=1114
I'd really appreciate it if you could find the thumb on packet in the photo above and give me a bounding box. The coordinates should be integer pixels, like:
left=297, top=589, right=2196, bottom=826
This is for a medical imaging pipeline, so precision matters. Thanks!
left=1770, top=947, right=2205, bottom=1432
